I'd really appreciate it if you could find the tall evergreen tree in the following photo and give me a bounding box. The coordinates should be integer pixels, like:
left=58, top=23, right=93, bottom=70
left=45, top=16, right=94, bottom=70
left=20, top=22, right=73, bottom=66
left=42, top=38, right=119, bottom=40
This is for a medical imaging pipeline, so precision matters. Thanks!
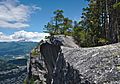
left=75, top=0, right=120, bottom=47
left=62, top=18, right=73, bottom=36
left=44, top=0, right=120, bottom=47
left=44, top=10, right=64, bottom=35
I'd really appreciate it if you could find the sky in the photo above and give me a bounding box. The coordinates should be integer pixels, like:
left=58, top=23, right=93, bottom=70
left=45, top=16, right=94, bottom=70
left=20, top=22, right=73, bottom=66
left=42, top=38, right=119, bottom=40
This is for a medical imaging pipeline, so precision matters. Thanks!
left=0, top=0, right=88, bottom=42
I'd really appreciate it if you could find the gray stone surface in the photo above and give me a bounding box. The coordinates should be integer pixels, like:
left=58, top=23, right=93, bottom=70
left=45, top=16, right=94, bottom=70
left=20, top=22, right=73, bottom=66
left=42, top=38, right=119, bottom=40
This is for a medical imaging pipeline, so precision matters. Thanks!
left=53, top=35, right=79, bottom=48
left=27, top=36, right=120, bottom=84
left=27, top=39, right=91, bottom=84
left=62, top=43, right=120, bottom=84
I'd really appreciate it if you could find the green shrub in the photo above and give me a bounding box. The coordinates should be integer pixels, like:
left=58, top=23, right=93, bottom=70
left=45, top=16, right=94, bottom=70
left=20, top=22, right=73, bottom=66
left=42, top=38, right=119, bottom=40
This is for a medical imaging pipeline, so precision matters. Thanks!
left=23, top=79, right=27, bottom=84
left=113, top=2, right=120, bottom=9
left=98, top=38, right=108, bottom=45
left=31, top=50, right=39, bottom=56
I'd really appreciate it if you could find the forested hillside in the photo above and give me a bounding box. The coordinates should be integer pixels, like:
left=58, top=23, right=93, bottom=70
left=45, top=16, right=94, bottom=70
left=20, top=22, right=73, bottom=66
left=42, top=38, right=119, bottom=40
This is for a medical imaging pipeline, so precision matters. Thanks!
left=44, top=0, right=120, bottom=47
left=0, top=42, right=37, bottom=56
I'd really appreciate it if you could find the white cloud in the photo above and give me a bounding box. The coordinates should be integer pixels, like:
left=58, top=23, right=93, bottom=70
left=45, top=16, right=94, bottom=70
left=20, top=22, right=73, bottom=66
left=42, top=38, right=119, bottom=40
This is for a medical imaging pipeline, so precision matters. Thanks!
left=0, top=30, right=49, bottom=42
left=0, top=32, right=12, bottom=41
left=0, top=0, right=40, bottom=29
left=32, top=5, right=42, bottom=11
left=0, top=20, right=30, bottom=28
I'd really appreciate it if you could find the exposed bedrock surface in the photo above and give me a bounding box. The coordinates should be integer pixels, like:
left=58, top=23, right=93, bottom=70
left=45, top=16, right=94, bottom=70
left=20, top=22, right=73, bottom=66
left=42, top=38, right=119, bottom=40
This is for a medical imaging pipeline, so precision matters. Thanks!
left=27, top=36, right=120, bottom=84
left=62, top=43, right=120, bottom=84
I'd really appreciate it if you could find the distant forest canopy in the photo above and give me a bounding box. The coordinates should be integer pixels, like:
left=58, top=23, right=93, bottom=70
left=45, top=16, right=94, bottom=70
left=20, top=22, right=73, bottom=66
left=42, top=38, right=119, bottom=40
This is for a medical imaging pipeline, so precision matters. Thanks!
left=44, top=0, right=120, bottom=47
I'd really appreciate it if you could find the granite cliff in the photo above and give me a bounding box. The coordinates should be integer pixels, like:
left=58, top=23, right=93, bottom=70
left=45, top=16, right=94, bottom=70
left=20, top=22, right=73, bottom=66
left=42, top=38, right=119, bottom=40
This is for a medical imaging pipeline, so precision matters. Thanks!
left=26, top=36, right=120, bottom=84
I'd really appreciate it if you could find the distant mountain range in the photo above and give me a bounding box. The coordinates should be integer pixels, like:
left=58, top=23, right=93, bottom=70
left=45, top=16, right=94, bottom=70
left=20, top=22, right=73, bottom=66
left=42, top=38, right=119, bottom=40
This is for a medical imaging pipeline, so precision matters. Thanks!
left=0, top=42, right=38, bottom=56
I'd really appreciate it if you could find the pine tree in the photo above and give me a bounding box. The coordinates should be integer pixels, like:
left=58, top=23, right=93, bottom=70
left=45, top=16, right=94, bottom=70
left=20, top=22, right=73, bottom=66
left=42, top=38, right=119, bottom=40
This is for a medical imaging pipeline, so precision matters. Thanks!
left=44, top=10, right=64, bottom=35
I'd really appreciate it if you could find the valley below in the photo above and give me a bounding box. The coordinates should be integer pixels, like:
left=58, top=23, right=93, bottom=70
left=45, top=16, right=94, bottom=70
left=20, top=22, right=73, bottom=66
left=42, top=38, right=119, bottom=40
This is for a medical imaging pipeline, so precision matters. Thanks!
left=0, top=58, right=27, bottom=84
left=0, top=42, right=37, bottom=84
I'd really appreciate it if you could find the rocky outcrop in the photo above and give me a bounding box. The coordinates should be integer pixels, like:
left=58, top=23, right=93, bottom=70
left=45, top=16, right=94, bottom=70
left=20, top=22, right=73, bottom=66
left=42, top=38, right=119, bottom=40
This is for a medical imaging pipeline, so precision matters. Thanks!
left=51, top=35, right=79, bottom=48
left=26, top=38, right=91, bottom=84
left=62, top=44, right=120, bottom=84
left=27, top=36, right=120, bottom=84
